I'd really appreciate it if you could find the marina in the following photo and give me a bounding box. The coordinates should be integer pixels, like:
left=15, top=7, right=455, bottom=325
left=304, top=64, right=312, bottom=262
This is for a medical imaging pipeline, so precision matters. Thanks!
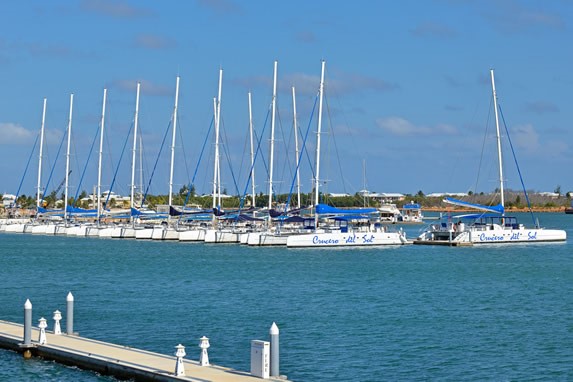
left=1, top=219, right=572, bottom=380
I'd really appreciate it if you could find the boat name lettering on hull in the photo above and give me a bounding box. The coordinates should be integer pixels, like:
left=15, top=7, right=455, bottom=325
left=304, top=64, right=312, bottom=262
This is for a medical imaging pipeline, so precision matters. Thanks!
left=312, top=236, right=339, bottom=245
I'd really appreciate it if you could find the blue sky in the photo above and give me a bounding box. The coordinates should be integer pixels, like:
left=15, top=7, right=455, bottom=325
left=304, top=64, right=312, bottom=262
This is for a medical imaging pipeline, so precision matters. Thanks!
left=1, top=0, right=571, bottom=201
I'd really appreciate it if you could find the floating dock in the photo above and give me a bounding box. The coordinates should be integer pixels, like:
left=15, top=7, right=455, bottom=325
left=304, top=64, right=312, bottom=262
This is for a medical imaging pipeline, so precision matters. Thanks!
left=0, top=320, right=283, bottom=381
left=412, top=240, right=474, bottom=247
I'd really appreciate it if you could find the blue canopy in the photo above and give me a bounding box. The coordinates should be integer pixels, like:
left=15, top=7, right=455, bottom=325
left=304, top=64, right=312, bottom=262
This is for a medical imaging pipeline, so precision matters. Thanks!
left=315, top=203, right=377, bottom=215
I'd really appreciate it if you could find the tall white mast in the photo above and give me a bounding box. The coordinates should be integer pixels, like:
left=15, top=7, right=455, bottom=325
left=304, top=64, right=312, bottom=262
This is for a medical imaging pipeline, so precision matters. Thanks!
left=212, top=68, right=223, bottom=210
left=168, top=76, right=180, bottom=208
left=97, top=89, right=107, bottom=223
left=248, top=91, right=256, bottom=209
left=292, top=86, right=301, bottom=209
left=64, top=93, right=74, bottom=224
left=130, top=82, right=141, bottom=210
left=314, top=60, right=326, bottom=208
left=268, top=60, right=278, bottom=210
left=490, top=69, right=504, bottom=209
left=36, top=98, right=47, bottom=209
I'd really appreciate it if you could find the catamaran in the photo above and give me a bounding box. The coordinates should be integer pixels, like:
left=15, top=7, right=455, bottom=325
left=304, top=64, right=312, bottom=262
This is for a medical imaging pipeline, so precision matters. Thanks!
left=285, top=60, right=408, bottom=248
left=415, top=70, right=566, bottom=245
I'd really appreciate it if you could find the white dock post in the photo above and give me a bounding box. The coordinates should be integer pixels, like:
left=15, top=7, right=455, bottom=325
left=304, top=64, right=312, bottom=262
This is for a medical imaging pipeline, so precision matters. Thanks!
left=53, top=310, right=62, bottom=335
left=23, top=299, right=32, bottom=346
left=269, top=322, right=280, bottom=377
left=174, top=344, right=186, bottom=376
left=38, top=317, right=47, bottom=345
left=66, top=292, right=74, bottom=335
left=199, top=336, right=210, bottom=366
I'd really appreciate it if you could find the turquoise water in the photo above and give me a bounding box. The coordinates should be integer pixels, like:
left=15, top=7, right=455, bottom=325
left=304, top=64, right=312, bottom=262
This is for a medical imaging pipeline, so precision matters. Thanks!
left=1, top=213, right=572, bottom=381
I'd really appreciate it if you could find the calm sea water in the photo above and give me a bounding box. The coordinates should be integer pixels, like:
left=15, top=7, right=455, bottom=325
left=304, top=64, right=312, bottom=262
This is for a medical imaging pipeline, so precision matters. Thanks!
left=1, top=213, right=572, bottom=381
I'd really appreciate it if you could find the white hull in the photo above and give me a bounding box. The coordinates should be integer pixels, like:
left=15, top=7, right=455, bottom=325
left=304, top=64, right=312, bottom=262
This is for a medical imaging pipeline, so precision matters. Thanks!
left=4, top=223, right=26, bottom=233
left=178, top=229, right=205, bottom=242
left=417, top=225, right=566, bottom=244
left=135, top=227, right=154, bottom=240
left=98, top=227, right=115, bottom=238
left=287, top=230, right=407, bottom=248
left=204, top=229, right=239, bottom=243
left=31, top=224, right=48, bottom=234
left=65, top=225, right=82, bottom=236
left=151, top=226, right=179, bottom=240
left=247, top=232, right=289, bottom=246
left=54, top=225, right=68, bottom=235
left=111, top=226, right=136, bottom=238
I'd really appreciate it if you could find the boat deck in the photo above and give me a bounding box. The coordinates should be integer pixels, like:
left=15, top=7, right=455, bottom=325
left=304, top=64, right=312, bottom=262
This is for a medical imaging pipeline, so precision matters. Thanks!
left=412, top=240, right=474, bottom=247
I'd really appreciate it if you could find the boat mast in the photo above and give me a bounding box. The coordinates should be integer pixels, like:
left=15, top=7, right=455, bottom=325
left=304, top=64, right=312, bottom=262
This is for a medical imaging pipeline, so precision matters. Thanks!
left=64, top=93, right=74, bottom=224
left=36, top=98, right=47, bottom=210
left=490, top=69, right=504, bottom=209
left=314, top=60, right=326, bottom=209
left=130, top=82, right=141, bottom=211
left=268, top=60, right=278, bottom=211
left=97, top=89, right=107, bottom=224
left=168, top=76, right=180, bottom=210
left=292, top=86, right=301, bottom=209
left=212, top=69, right=223, bottom=211
left=248, top=91, right=256, bottom=209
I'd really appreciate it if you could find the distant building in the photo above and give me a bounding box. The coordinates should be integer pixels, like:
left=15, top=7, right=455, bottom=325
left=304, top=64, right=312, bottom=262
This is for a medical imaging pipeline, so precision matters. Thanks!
left=2, top=193, right=17, bottom=208
left=328, top=193, right=351, bottom=198
left=378, top=193, right=405, bottom=202
left=426, top=192, right=468, bottom=198
left=538, top=192, right=559, bottom=199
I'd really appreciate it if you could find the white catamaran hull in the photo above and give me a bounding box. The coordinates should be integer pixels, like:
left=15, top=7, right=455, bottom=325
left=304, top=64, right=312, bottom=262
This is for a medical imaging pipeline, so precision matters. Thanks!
left=178, top=228, right=206, bottom=242
left=204, top=229, right=239, bottom=243
left=418, top=226, right=566, bottom=244
left=286, top=231, right=407, bottom=248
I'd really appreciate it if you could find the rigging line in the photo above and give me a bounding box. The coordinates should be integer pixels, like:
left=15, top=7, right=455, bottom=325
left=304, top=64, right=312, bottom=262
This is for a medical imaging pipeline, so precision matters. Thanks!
left=498, top=105, right=536, bottom=227
left=141, top=120, right=172, bottom=208
left=43, top=126, right=67, bottom=199
left=284, top=92, right=319, bottom=212
left=176, top=114, right=192, bottom=187
left=237, top=105, right=272, bottom=212
left=178, top=115, right=214, bottom=222
left=73, top=124, right=101, bottom=205
left=236, top=121, right=249, bottom=188
left=14, top=133, right=39, bottom=202
left=219, top=118, right=241, bottom=198
left=324, top=93, right=347, bottom=197
left=474, top=95, right=493, bottom=195
left=276, top=102, right=295, bottom=198
left=103, top=122, right=133, bottom=210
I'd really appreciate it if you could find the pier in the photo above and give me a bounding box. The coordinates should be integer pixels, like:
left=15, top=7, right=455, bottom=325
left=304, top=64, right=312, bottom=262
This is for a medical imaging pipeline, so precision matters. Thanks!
left=0, top=296, right=287, bottom=381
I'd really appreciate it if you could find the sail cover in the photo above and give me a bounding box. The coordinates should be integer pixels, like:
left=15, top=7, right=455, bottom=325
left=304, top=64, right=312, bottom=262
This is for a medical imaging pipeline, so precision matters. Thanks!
left=443, top=197, right=504, bottom=214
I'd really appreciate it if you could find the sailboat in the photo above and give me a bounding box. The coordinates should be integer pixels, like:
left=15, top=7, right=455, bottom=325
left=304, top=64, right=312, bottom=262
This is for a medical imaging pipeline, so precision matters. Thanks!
left=415, top=69, right=566, bottom=245
left=285, top=61, right=408, bottom=248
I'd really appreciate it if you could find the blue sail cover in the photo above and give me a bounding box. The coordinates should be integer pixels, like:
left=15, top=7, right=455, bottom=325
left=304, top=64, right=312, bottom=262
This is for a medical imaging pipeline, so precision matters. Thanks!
left=66, top=206, right=98, bottom=217
left=443, top=197, right=504, bottom=214
left=315, top=204, right=377, bottom=215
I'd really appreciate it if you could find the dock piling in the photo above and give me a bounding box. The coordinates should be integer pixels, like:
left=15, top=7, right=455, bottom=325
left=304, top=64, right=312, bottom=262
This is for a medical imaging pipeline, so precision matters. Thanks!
left=199, top=336, right=210, bottom=366
left=23, top=299, right=32, bottom=346
left=53, top=310, right=62, bottom=335
left=174, top=344, right=186, bottom=376
left=66, top=292, right=74, bottom=335
left=270, top=322, right=279, bottom=377
left=38, top=317, right=47, bottom=344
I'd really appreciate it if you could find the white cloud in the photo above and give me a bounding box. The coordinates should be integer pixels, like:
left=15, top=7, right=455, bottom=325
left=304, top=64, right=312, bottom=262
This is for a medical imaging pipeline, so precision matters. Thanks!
left=0, top=123, right=35, bottom=145
left=376, top=117, right=457, bottom=136
left=510, top=124, right=539, bottom=151
left=113, top=79, right=171, bottom=97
